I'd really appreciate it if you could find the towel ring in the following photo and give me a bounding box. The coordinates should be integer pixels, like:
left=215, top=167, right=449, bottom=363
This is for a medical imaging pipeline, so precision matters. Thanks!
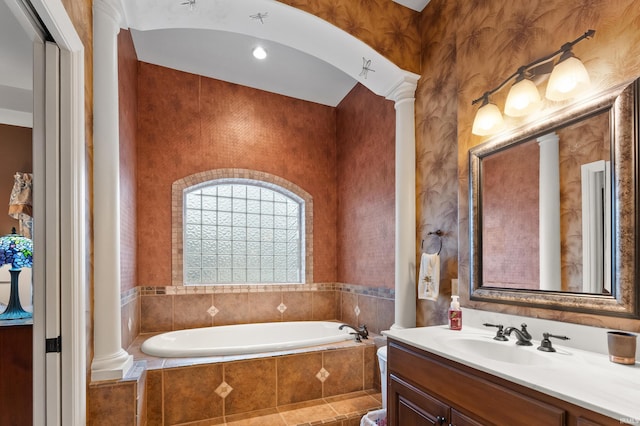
left=422, top=230, right=443, bottom=255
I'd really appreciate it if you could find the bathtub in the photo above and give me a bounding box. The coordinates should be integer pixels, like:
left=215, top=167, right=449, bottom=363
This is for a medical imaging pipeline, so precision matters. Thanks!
left=141, top=321, right=355, bottom=357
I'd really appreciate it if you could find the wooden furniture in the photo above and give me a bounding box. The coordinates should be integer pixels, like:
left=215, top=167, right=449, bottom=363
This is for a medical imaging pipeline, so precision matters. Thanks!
left=0, top=324, right=32, bottom=426
left=387, top=338, right=623, bottom=426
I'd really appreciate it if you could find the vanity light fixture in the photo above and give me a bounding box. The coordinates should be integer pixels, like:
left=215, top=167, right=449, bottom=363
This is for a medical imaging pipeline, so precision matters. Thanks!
left=252, top=46, right=267, bottom=60
left=545, top=48, right=591, bottom=101
left=471, top=95, right=504, bottom=136
left=504, top=69, right=542, bottom=117
left=471, top=29, right=595, bottom=136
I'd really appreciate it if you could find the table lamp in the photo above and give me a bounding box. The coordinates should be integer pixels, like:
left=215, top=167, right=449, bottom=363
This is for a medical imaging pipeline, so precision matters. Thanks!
left=0, top=228, right=33, bottom=320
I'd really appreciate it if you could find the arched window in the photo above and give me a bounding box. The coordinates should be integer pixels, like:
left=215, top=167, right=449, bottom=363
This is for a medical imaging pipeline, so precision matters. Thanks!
left=180, top=176, right=307, bottom=284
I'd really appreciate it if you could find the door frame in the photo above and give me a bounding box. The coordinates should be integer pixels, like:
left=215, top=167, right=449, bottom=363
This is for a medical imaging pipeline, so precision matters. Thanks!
left=17, top=0, right=86, bottom=424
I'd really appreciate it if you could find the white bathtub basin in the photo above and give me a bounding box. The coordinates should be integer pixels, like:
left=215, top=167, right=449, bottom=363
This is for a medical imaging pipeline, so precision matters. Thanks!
left=141, top=321, right=354, bottom=358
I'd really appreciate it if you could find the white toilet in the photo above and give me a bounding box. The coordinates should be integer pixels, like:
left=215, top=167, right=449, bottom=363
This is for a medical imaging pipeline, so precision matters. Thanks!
left=361, top=345, right=388, bottom=425
left=377, top=345, right=388, bottom=408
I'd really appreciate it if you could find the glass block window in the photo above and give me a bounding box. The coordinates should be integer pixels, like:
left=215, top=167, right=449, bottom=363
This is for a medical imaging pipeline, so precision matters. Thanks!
left=183, top=178, right=304, bottom=284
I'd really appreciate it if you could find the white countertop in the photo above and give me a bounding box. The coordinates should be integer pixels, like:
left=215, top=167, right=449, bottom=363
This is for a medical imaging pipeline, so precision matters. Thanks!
left=384, top=324, right=640, bottom=422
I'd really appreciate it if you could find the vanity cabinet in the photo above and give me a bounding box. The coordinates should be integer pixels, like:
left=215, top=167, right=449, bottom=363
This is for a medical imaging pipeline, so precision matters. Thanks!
left=387, top=339, right=621, bottom=426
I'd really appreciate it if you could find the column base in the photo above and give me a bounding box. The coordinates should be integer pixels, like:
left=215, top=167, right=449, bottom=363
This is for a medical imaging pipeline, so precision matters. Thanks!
left=91, top=349, right=133, bottom=382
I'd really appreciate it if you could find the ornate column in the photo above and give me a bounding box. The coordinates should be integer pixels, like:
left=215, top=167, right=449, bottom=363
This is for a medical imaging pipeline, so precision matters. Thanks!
left=387, top=77, right=418, bottom=329
left=537, top=132, right=562, bottom=291
left=91, top=0, right=132, bottom=381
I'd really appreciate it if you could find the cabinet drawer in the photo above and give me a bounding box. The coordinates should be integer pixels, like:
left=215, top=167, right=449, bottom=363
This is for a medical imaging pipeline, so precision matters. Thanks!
left=388, top=342, right=565, bottom=426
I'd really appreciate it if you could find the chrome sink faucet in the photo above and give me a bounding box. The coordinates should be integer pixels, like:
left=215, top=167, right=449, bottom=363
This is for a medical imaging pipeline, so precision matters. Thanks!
left=503, top=323, right=533, bottom=346
left=483, top=323, right=508, bottom=341
left=339, top=324, right=369, bottom=342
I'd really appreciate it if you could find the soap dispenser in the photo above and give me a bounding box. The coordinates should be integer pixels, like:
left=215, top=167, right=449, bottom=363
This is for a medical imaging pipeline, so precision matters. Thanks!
left=448, top=295, right=462, bottom=330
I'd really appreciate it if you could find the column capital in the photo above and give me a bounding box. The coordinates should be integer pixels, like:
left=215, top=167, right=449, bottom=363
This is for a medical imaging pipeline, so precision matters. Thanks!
left=537, top=131, right=559, bottom=146
left=385, top=74, right=419, bottom=105
left=94, top=0, right=126, bottom=29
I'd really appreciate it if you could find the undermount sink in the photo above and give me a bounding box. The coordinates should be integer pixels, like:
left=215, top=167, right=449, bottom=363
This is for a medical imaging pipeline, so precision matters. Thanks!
left=440, top=335, right=551, bottom=366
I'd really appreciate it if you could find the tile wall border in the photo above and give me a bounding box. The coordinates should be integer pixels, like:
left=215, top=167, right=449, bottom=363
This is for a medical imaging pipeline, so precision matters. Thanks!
left=131, top=282, right=394, bottom=300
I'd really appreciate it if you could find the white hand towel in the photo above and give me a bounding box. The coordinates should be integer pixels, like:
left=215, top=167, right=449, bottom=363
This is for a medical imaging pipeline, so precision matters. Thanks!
left=418, top=252, right=440, bottom=301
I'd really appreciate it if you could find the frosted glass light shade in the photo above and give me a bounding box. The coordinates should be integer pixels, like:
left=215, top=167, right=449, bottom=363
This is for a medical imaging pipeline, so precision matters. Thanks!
left=472, top=102, right=504, bottom=136
left=504, top=78, right=542, bottom=117
left=546, top=56, right=590, bottom=101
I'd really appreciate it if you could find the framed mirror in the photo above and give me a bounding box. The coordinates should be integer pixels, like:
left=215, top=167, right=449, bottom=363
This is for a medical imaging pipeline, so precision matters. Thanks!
left=469, top=78, right=639, bottom=317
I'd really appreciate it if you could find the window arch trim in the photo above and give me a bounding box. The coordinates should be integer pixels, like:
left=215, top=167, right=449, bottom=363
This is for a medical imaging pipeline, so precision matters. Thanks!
left=172, top=169, right=313, bottom=285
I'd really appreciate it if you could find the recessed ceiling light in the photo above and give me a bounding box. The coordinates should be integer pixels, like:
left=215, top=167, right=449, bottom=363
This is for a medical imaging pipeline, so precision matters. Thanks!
left=252, top=46, right=267, bottom=60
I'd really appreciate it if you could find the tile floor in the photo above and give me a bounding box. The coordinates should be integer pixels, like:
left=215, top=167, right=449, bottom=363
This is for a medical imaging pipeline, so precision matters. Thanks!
left=174, top=389, right=383, bottom=426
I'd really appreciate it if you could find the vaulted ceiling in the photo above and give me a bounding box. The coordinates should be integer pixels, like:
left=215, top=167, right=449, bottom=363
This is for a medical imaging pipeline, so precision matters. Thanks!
left=121, top=0, right=420, bottom=107
left=0, top=0, right=428, bottom=127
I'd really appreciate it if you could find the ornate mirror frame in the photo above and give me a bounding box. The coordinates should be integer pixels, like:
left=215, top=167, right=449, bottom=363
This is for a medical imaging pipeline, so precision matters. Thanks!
left=468, top=78, right=639, bottom=317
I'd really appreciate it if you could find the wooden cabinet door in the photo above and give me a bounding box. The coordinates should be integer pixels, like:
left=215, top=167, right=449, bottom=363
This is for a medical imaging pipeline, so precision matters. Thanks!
left=390, top=375, right=448, bottom=426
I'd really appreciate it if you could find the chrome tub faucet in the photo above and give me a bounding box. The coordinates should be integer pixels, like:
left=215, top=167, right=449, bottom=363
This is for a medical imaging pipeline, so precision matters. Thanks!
left=339, top=323, right=369, bottom=342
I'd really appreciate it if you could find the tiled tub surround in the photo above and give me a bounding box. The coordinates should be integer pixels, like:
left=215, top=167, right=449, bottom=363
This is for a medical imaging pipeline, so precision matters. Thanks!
left=128, top=334, right=381, bottom=425
left=122, top=286, right=141, bottom=351
left=114, top=283, right=391, bottom=423
left=88, top=361, right=148, bottom=426
left=135, top=283, right=395, bottom=336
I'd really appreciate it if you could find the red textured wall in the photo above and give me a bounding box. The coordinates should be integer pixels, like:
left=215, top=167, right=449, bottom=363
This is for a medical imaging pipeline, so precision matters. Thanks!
left=482, top=141, right=539, bottom=289
left=336, top=84, right=395, bottom=289
left=136, top=63, right=337, bottom=286
left=118, top=30, right=138, bottom=293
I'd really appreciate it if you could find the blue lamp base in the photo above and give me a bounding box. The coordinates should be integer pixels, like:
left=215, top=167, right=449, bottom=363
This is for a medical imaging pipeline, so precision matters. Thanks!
left=0, top=268, right=31, bottom=320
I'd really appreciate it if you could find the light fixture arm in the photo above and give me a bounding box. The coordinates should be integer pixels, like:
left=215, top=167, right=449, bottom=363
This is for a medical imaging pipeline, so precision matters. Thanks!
left=472, top=29, right=595, bottom=106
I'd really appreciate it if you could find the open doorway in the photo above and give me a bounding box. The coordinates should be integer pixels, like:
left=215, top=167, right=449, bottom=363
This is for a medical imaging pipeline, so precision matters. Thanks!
left=1, top=0, right=86, bottom=424
left=0, top=2, right=36, bottom=424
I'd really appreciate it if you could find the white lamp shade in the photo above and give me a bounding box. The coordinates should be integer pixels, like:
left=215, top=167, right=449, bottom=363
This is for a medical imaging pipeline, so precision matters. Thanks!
left=545, top=56, right=590, bottom=101
left=504, top=78, right=542, bottom=117
left=472, top=102, right=504, bottom=136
